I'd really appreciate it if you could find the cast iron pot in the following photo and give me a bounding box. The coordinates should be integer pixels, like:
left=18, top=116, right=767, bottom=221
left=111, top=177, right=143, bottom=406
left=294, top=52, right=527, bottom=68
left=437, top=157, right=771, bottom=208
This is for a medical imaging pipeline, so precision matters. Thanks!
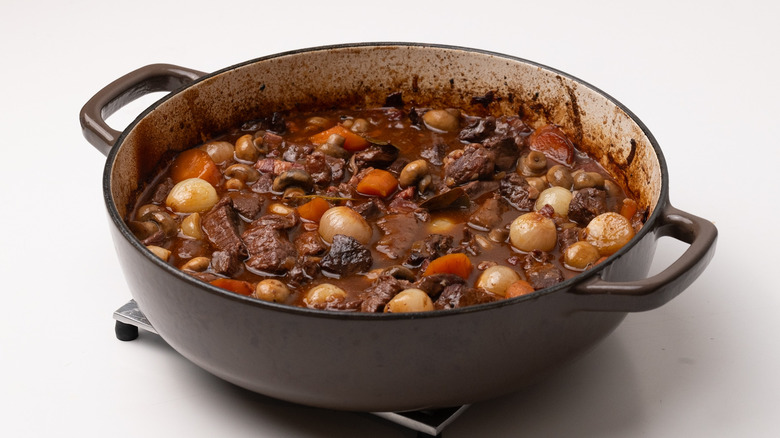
left=80, top=43, right=717, bottom=412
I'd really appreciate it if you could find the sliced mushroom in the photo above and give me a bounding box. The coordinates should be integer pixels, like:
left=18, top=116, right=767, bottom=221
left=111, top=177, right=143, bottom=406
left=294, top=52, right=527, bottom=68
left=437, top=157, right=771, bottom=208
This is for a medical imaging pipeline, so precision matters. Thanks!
left=316, top=137, right=349, bottom=159
left=272, top=169, right=314, bottom=193
left=399, top=159, right=430, bottom=188
left=225, top=163, right=260, bottom=183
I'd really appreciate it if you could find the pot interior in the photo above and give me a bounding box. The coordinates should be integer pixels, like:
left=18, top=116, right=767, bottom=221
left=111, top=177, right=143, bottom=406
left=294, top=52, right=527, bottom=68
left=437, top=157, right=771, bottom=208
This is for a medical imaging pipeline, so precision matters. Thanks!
left=110, top=44, right=662, bottom=226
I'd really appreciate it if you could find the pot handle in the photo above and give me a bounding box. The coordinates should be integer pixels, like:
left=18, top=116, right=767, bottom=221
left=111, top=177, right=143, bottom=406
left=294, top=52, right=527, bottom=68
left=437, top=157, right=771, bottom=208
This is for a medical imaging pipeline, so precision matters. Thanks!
left=570, top=205, right=717, bottom=313
left=79, top=64, right=206, bottom=156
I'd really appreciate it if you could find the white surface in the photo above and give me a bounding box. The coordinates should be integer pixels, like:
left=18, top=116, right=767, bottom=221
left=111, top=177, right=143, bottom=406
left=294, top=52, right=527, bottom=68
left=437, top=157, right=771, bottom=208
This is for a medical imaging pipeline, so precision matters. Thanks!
left=1, top=0, right=777, bottom=436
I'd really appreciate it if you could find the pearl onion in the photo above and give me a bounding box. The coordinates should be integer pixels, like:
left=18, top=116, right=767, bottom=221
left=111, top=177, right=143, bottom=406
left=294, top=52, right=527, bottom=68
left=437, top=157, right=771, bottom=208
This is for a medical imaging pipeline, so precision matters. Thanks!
left=318, top=206, right=372, bottom=244
left=535, top=186, right=573, bottom=217
left=476, top=266, right=522, bottom=297
left=509, top=212, right=557, bottom=252
left=585, top=212, right=635, bottom=256
left=166, top=178, right=219, bottom=213
left=384, top=289, right=434, bottom=313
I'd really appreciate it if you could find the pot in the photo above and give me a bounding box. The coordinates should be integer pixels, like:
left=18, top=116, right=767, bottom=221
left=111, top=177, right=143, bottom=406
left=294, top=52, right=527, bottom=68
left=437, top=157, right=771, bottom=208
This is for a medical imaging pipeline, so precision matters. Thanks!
left=80, top=43, right=717, bottom=412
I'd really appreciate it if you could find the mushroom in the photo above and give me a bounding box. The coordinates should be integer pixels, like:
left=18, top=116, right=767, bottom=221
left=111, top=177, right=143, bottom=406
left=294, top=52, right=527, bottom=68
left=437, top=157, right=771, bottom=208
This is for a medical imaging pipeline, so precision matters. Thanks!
left=272, top=169, right=314, bottom=193
left=225, top=163, right=260, bottom=183
left=518, top=151, right=548, bottom=177
left=398, top=159, right=430, bottom=189
left=181, top=256, right=210, bottom=272
left=234, top=134, right=261, bottom=162
left=316, top=134, right=349, bottom=158
left=130, top=204, right=178, bottom=240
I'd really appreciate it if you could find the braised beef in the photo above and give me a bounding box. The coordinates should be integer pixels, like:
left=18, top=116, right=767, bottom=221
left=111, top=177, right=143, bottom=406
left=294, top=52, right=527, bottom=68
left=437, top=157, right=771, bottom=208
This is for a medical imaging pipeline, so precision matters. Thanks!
left=376, top=213, right=419, bottom=260
left=444, top=143, right=496, bottom=186
left=559, top=226, right=582, bottom=250
left=434, top=284, right=499, bottom=310
left=304, top=152, right=333, bottom=186
left=469, top=195, right=506, bottom=229
left=522, top=253, right=564, bottom=290
left=415, top=274, right=466, bottom=298
left=151, top=178, right=174, bottom=204
left=228, top=192, right=263, bottom=221
left=202, top=197, right=246, bottom=257
left=128, top=103, right=642, bottom=312
left=283, top=143, right=314, bottom=162
left=352, top=144, right=399, bottom=171
left=320, top=234, right=373, bottom=277
left=211, top=250, right=243, bottom=275
left=483, top=136, right=520, bottom=171
left=458, top=116, right=496, bottom=142
left=287, top=256, right=321, bottom=286
left=359, top=275, right=412, bottom=313
left=461, top=180, right=500, bottom=199
left=499, top=173, right=536, bottom=210
left=420, top=142, right=446, bottom=166
left=295, top=231, right=327, bottom=256
left=242, top=215, right=297, bottom=274
left=568, top=188, right=607, bottom=226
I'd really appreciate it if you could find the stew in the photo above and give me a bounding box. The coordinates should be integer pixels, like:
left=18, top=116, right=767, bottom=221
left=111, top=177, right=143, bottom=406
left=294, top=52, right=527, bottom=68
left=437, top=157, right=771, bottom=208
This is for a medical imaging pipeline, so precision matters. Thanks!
left=127, top=95, right=646, bottom=312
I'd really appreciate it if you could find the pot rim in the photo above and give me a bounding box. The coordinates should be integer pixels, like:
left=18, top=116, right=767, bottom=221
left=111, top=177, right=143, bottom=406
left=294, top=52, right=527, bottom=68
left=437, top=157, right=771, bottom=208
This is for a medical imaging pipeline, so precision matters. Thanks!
left=103, top=41, right=669, bottom=320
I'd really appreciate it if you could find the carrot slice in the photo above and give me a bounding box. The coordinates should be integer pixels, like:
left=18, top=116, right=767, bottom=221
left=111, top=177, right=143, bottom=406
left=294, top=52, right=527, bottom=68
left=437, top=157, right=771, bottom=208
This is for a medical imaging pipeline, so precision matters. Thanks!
left=297, top=197, right=331, bottom=223
left=210, top=278, right=255, bottom=296
left=309, top=125, right=370, bottom=152
left=504, top=280, right=535, bottom=298
left=423, top=253, right=473, bottom=280
left=356, top=169, right=398, bottom=198
left=170, top=149, right=221, bottom=186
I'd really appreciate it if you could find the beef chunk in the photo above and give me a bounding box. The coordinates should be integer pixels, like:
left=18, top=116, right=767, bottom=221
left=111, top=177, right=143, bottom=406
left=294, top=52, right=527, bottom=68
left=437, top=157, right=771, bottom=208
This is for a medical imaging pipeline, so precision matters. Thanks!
left=522, top=253, right=564, bottom=290
left=151, top=178, right=174, bottom=204
left=376, top=213, right=418, bottom=260
left=559, top=226, right=582, bottom=250
left=295, top=231, right=327, bottom=256
left=458, top=116, right=496, bottom=142
left=242, top=215, right=297, bottom=274
left=461, top=180, right=500, bottom=200
left=211, top=250, right=243, bottom=275
left=444, top=144, right=496, bottom=186
left=228, top=192, right=263, bottom=221
left=499, top=173, right=536, bottom=210
left=434, top=284, right=499, bottom=310
left=320, top=234, right=373, bottom=277
left=568, top=188, right=607, bottom=226
left=304, top=152, right=333, bottom=186
left=287, top=256, right=322, bottom=287
left=414, top=274, right=465, bottom=299
left=469, top=195, right=506, bottom=230
left=250, top=172, right=274, bottom=194
left=359, top=275, right=411, bottom=313
left=282, top=142, right=314, bottom=162
left=174, top=238, right=210, bottom=260
left=420, top=142, right=446, bottom=166
left=483, top=136, right=520, bottom=171
left=202, top=197, right=246, bottom=256
left=351, top=197, right=386, bottom=220
left=352, top=144, right=399, bottom=171
left=405, top=234, right=454, bottom=267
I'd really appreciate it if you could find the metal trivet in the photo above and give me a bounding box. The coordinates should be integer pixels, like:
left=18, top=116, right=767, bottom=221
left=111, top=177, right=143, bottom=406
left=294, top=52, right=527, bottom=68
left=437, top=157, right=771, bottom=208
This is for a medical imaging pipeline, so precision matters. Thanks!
left=114, top=300, right=468, bottom=437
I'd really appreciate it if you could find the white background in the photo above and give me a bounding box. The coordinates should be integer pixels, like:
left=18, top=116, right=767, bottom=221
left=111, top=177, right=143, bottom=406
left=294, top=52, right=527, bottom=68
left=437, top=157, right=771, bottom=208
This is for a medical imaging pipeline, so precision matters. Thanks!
left=1, top=0, right=777, bottom=436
